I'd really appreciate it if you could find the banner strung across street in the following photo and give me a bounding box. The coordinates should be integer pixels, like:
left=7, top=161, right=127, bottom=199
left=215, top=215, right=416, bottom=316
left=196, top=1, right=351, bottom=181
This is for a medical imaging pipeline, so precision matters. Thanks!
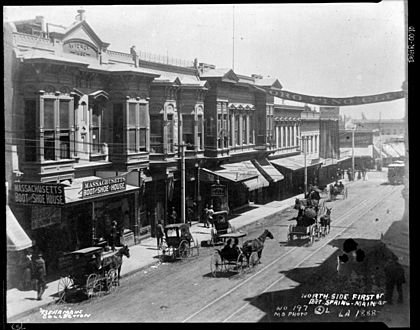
left=268, top=90, right=406, bottom=106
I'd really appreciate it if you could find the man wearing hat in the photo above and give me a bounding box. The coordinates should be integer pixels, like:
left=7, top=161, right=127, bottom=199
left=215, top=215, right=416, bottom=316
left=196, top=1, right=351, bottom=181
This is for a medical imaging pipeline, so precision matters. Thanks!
left=33, top=253, right=46, bottom=300
left=110, top=221, right=118, bottom=251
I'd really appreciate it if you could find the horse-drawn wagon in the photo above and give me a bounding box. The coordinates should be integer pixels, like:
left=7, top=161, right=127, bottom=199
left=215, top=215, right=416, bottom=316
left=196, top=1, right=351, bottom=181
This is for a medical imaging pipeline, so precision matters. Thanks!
left=210, top=229, right=273, bottom=277
left=329, top=183, right=348, bottom=200
left=158, top=223, right=199, bottom=261
left=57, top=245, right=130, bottom=303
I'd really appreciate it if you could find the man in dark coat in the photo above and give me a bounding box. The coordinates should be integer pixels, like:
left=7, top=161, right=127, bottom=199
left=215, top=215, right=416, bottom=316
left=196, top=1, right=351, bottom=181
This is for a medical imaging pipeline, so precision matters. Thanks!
left=33, top=253, right=46, bottom=300
left=384, top=257, right=405, bottom=304
left=156, top=220, right=165, bottom=249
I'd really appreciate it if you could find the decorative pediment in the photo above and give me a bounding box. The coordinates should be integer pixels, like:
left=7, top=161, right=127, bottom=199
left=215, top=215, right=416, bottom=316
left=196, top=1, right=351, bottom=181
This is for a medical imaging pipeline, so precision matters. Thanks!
left=62, top=20, right=110, bottom=54
left=222, top=69, right=239, bottom=83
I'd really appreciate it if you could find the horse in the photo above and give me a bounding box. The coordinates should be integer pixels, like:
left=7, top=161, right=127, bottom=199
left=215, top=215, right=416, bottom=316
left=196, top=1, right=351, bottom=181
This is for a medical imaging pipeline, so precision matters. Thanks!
left=242, top=229, right=274, bottom=263
left=319, top=207, right=332, bottom=235
left=104, top=245, right=130, bottom=285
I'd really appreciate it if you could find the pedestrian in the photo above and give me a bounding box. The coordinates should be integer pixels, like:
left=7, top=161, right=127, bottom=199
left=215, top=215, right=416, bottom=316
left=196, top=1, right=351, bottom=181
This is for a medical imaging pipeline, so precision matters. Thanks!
left=346, top=168, right=352, bottom=181
left=207, top=205, right=214, bottom=228
left=203, top=204, right=209, bottom=227
left=384, top=257, right=405, bottom=304
left=110, top=220, right=118, bottom=251
left=22, top=252, right=33, bottom=290
left=32, top=253, right=46, bottom=300
left=187, top=206, right=194, bottom=226
left=156, top=220, right=165, bottom=249
left=170, top=207, right=177, bottom=224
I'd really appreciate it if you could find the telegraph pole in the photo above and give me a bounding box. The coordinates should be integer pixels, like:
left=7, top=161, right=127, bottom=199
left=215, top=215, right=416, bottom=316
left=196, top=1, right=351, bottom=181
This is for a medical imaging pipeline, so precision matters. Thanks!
left=180, top=143, right=186, bottom=224
left=232, top=5, right=235, bottom=71
left=304, top=137, right=308, bottom=195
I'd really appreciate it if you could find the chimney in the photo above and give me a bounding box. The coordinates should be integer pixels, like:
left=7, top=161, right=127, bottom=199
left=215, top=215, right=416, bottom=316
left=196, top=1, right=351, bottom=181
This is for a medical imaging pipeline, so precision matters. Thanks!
left=35, top=16, right=46, bottom=33
left=76, top=9, right=86, bottom=21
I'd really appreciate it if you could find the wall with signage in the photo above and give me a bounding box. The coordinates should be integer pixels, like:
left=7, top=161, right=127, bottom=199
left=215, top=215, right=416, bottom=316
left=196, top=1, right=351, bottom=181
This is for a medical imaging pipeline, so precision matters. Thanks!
left=82, top=176, right=126, bottom=198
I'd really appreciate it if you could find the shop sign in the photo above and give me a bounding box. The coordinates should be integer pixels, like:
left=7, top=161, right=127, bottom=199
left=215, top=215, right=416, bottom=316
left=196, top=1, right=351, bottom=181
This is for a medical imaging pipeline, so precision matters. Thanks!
left=31, top=206, right=61, bottom=229
left=82, top=176, right=126, bottom=198
left=13, top=182, right=65, bottom=206
left=211, top=184, right=227, bottom=197
left=63, top=41, right=98, bottom=58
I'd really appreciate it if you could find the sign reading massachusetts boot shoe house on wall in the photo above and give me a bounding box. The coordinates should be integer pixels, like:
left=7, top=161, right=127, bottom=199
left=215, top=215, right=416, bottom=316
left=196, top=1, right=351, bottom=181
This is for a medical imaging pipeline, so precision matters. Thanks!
left=13, top=182, right=66, bottom=205
left=81, top=176, right=127, bottom=198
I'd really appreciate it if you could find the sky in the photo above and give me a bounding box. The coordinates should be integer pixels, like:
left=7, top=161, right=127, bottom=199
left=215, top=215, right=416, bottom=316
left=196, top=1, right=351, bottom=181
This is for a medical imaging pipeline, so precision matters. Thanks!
left=4, top=2, right=407, bottom=120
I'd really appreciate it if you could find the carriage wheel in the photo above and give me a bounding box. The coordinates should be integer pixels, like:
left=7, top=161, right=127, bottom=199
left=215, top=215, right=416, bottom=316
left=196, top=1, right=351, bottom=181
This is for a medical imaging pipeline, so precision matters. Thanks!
left=249, top=252, right=259, bottom=269
left=210, top=251, right=222, bottom=277
left=106, top=269, right=118, bottom=293
left=57, top=276, right=74, bottom=303
left=86, top=273, right=101, bottom=298
left=179, top=240, right=190, bottom=259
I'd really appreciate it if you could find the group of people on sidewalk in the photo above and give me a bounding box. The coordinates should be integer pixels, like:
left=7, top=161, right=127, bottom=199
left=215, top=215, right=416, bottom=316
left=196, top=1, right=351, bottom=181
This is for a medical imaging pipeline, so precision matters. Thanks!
left=22, top=252, right=47, bottom=300
left=337, top=167, right=369, bottom=182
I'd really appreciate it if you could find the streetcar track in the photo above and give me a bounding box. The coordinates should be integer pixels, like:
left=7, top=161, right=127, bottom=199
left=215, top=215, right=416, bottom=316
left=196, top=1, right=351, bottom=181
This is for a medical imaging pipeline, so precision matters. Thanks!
left=183, top=184, right=396, bottom=322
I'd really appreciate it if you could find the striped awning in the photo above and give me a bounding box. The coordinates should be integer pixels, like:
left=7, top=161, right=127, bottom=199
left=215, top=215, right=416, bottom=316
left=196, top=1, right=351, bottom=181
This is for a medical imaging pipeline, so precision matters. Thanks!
left=7, top=205, right=32, bottom=251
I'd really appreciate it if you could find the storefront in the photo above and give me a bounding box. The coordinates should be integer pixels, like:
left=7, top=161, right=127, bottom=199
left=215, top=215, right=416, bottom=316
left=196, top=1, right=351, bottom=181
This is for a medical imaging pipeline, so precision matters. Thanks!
left=270, top=155, right=323, bottom=197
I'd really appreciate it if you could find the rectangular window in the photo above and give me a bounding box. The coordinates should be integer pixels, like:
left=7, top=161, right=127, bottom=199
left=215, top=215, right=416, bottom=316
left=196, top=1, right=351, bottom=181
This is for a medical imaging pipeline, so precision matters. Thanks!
left=139, top=104, right=148, bottom=152
left=91, top=127, right=100, bottom=154
left=59, top=134, right=70, bottom=159
left=197, top=115, right=203, bottom=150
left=24, top=100, right=37, bottom=162
left=113, top=103, right=124, bottom=155
left=128, top=103, right=137, bottom=127
left=44, top=131, right=55, bottom=160
left=150, top=114, right=163, bottom=153
left=235, top=115, right=240, bottom=146
left=167, top=114, right=174, bottom=153
left=44, top=99, right=55, bottom=129
left=183, top=115, right=195, bottom=150
left=241, top=116, right=246, bottom=144
left=59, top=100, right=70, bottom=128
left=128, top=129, right=136, bottom=152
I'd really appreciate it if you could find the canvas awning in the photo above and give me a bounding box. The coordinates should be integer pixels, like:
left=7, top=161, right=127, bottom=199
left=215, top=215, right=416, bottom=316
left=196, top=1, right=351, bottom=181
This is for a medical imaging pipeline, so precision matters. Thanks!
left=201, top=161, right=269, bottom=191
left=270, top=155, right=324, bottom=171
left=7, top=205, right=32, bottom=251
left=252, top=159, right=284, bottom=182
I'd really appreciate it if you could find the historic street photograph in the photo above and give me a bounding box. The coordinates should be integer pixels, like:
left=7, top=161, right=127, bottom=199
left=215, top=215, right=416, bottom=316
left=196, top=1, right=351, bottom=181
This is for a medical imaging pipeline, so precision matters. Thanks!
left=4, top=2, right=409, bottom=326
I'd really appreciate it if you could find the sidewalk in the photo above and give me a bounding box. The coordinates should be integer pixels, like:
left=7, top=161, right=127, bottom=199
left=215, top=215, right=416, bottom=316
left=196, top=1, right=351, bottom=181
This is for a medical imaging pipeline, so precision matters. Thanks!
left=7, top=176, right=358, bottom=321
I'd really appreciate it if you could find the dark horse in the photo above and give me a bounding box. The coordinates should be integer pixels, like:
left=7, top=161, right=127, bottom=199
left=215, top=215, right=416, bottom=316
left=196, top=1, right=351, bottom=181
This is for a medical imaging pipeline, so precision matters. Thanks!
left=320, top=207, right=332, bottom=233
left=242, top=229, right=274, bottom=263
left=103, top=245, right=130, bottom=285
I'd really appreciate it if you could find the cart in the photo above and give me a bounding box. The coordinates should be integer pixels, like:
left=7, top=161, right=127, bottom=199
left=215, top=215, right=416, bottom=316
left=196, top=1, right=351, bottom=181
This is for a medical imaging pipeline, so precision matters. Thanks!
left=210, top=232, right=259, bottom=277
left=158, top=223, right=199, bottom=261
left=56, top=246, right=123, bottom=303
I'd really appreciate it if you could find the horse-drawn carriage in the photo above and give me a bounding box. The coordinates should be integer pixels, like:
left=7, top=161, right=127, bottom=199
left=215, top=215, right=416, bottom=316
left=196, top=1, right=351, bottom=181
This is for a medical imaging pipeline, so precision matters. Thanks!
left=209, top=210, right=235, bottom=246
left=329, top=182, right=348, bottom=200
left=290, top=194, right=332, bottom=244
left=158, top=223, right=199, bottom=261
left=57, top=245, right=130, bottom=303
left=210, top=229, right=273, bottom=277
